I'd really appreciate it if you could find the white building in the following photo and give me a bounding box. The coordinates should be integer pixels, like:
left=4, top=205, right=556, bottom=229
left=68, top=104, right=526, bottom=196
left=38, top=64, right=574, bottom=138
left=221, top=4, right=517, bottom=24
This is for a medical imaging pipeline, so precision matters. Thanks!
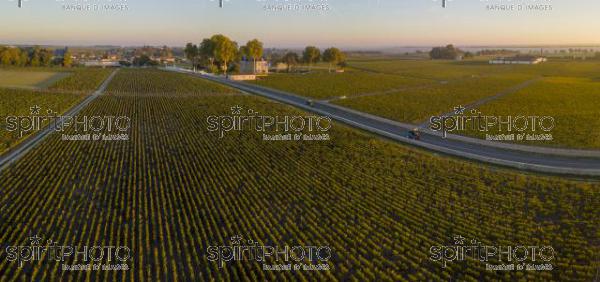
left=82, top=60, right=121, bottom=67
left=489, top=56, right=547, bottom=65
left=240, top=59, right=269, bottom=74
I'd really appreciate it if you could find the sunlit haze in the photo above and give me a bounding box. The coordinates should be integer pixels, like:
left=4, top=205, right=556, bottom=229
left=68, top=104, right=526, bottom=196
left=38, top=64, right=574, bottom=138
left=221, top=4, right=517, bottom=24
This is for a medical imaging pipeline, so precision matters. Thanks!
left=1, top=0, right=599, bottom=47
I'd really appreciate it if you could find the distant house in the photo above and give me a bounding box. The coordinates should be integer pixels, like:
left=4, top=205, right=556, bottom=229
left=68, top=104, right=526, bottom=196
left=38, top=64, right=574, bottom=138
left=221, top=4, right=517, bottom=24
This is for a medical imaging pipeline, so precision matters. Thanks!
left=228, top=74, right=257, bottom=81
left=82, top=59, right=120, bottom=67
left=54, top=47, right=68, bottom=58
left=272, top=62, right=289, bottom=72
left=489, top=56, right=547, bottom=65
left=160, top=57, right=176, bottom=64
left=240, top=59, right=269, bottom=74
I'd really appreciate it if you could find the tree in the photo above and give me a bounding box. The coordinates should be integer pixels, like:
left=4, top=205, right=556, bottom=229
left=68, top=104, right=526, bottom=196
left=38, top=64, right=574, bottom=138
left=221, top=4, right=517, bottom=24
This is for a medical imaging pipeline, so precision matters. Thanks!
left=322, top=47, right=345, bottom=72
left=30, top=46, right=41, bottom=67
left=282, top=52, right=299, bottom=72
left=199, top=38, right=216, bottom=71
left=245, top=39, right=264, bottom=73
left=184, top=43, right=199, bottom=70
left=211, top=34, right=237, bottom=74
left=302, top=46, right=321, bottom=71
left=132, top=55, right=158, bottom=67
left=40, top=49, right=53, bottom=67
left=62, top=50, right=73, bottom=67
left=238, top=45, right=249, bottom=61
left=429, top=44, right=463, bottom=60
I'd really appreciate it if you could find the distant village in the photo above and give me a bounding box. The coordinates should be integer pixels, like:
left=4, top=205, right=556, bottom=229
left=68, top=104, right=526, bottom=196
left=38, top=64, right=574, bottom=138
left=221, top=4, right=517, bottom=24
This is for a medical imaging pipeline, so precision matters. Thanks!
left=2, top=43, right=600, bottom=77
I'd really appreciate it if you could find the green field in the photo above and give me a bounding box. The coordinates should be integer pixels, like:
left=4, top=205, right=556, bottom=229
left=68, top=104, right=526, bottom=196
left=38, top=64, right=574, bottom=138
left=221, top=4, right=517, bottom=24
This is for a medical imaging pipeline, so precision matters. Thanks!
left=334, top=74, right=535, bottom=124
left=0, top=69, right=71, bottom=89
left=348, top=59, right=600, bottom=80
left=458, top=77, right=600, bottom=148
left=106, top=69, right=238, bottom=96
left=0, top=67, right=112, bottom=153
left=0, top=69, right=597, bottom=281
left=48, top=68, right=113, bottom=93
left=0, top=88, right=85, bottom=154
left=253, top=59, right=600, bottom=149
left=253, top=70, right=432, bottom=100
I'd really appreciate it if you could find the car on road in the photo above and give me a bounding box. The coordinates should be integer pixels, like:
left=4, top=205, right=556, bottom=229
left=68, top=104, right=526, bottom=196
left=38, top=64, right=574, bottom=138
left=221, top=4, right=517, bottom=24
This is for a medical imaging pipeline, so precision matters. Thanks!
left=407, top=129, right=421, bottom=140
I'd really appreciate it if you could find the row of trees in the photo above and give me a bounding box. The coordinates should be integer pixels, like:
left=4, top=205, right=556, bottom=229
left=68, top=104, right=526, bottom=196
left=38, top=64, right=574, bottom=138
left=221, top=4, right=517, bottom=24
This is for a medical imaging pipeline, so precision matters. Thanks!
left=429, top=44, right=464, bottom=60
left=0, top=46, right=72, bottom=67
left=278, top=46, right=345, bottom=72
left=184, top=35, right=346, bottom=74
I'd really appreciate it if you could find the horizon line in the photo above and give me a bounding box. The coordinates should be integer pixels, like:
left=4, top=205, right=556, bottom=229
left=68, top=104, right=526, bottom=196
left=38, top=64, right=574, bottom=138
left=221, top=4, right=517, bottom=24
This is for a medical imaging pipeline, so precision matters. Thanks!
left=2, top=42, right=600, bottom=50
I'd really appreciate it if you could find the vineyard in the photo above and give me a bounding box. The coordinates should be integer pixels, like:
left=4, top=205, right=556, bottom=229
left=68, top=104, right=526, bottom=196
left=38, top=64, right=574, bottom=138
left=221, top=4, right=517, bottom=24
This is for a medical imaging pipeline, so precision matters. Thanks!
left=0, top=69, right=598, bottom=281
left=252, top=70, right=431, bottom=99
left=106, top=69, right=238, bottom=96
left=0, top=89, right=85, bottom=154
left=0, top=69, right=70, bottom=89
left=334, top=74, right=535, bottom=124
left=347, top=59, right=600, bottom=80
left=48, top=68, right=113, bottom=93
left=459, top=77, right=600, bottom=149
left=254, top=58, right=600, bottom=149
left=0, top=67, right=111, bottom=153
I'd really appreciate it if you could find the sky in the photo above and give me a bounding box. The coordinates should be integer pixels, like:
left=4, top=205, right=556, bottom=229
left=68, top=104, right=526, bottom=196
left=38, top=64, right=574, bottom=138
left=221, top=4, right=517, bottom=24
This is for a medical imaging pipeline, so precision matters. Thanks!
left=0, top=0, right=599, bottom=48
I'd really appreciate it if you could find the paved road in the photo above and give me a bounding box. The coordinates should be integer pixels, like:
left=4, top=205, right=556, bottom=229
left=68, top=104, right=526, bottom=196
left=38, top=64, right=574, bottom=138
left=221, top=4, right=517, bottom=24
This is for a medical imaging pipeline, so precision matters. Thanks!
left=0, top=69, right=119, bottom=172
left=174, top=70, right=600, bottom=177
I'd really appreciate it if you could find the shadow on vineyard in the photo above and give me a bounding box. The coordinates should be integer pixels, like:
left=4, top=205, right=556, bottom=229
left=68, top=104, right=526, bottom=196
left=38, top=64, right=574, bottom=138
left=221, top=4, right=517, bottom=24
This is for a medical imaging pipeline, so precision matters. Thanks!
left=0, top=70, right=598, bottom=281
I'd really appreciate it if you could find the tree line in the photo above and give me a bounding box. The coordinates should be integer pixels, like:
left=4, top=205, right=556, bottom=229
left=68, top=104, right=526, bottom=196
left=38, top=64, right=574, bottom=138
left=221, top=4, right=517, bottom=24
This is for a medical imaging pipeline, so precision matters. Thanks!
left=184, top=34, right=346, bottom=74
left=0, top=46, right=72, bottom=67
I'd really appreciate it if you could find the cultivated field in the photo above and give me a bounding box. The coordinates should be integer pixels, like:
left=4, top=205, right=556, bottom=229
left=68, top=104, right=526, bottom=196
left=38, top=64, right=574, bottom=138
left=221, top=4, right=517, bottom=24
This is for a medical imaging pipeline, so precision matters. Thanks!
left=254, top=58, right=600, bottom=149
left=348, top=59, right=600, bottom=80
left=0, top=68, right=112, bottom=153
left=334, top=74, right=535, bottom=124
left=106, top=69, right=237, bottom=96
left=460, top=77, right=600, bottom=148
left=0, top=69, right=70, bottom=89
left=0, top=69, right=597, bottom=281
left=253, top=70, right=431, bottom=100
left=0, top=88, right=84, bottom=154
left=48, top=68, right=113, bottom=93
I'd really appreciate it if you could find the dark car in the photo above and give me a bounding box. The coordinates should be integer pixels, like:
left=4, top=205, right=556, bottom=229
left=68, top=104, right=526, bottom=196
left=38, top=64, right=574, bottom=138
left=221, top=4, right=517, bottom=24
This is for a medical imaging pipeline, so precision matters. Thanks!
left=407, top=129, right=421, bottom=140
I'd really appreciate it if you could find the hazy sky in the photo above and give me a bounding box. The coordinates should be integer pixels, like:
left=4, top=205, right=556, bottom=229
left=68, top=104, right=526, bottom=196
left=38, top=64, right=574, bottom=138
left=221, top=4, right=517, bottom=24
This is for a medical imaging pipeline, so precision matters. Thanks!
left=1, top=0, right=599, bottom=48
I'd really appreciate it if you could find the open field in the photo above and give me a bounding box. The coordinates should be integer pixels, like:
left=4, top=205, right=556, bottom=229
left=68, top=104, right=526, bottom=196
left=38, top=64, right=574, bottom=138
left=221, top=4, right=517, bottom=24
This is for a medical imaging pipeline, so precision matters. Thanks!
left=334, top=74, right=535, bottom=124
left=0, top=68, right=111, bottom=153
left=47, top=68, right=114, bottom=93
left=253, top=58, right=599, bottom=149
left=348, top=59, right=600, bottom=80
left=0, top=69, right=71, bottom=89
left=459, top=77, right=600, bottom=149
left=0, top=69, right=597, bottom=281
left=0, top=88, right=85, bottom=154
left=253, top=70, right=432, bottom=99
left=106, top=69, right=238, bottom=96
